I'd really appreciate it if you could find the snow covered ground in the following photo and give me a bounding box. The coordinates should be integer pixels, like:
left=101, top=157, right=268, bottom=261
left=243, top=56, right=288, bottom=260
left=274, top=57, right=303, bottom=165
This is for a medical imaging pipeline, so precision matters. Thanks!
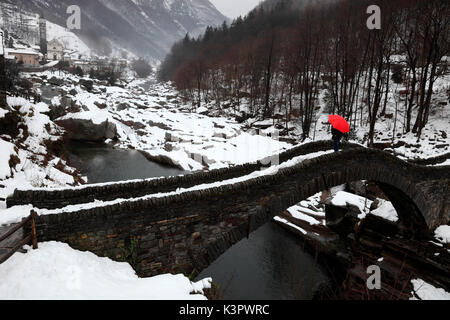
left=0, top=242, right=211, bottom=300
left=410, top=279, right=450, bottom=300
left=0, top=96, right=84, bottom=212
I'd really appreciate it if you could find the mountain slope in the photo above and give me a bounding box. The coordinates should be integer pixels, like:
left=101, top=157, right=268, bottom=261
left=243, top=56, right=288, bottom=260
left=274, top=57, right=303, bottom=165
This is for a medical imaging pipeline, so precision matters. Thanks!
left=0, top=0, right=229, bottom=59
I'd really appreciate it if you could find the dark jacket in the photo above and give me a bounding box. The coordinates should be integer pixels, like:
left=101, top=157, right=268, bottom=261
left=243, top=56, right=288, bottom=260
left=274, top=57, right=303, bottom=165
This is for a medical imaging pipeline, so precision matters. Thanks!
left=331, top=128, right=343, bottom=141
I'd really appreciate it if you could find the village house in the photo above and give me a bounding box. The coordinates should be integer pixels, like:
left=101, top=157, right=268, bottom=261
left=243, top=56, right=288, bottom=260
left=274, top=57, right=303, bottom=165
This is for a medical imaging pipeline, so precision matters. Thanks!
left=4, top=48, right=42, bottom=66
left=115, top=59, right=129, bottom=73
left=4, top=51, right=16, bottom=62
left=73, top=59, right=98, bottom=74
left=73, top=57, right=129, bottom=76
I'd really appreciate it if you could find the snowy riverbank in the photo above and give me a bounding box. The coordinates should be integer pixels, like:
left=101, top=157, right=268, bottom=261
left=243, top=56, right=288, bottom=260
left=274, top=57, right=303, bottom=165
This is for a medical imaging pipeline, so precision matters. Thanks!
left=0, top=241, right=211, bottom=300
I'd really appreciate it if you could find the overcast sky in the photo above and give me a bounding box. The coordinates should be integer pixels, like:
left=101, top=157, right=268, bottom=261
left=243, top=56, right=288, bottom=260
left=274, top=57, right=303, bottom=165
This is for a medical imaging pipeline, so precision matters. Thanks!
left=210, top=0, right=262, bottom=19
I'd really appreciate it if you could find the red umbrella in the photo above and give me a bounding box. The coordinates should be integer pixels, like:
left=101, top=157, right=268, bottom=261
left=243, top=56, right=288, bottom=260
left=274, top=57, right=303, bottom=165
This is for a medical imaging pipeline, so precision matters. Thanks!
left=328, top=115, right=350, bottom=133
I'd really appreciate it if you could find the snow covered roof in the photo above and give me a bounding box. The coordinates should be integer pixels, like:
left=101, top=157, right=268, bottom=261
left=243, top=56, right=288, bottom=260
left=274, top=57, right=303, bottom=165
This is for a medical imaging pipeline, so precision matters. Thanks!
left=13, top=44, right=28, bottom=49
left=44, top=60, right=59, bottom=68
left=6, top=48, right=40, bottom=56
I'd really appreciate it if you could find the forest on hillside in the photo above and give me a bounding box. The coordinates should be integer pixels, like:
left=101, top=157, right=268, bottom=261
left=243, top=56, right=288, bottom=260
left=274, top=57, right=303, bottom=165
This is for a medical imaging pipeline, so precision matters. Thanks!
left=158, top=0, right=449, bottom=144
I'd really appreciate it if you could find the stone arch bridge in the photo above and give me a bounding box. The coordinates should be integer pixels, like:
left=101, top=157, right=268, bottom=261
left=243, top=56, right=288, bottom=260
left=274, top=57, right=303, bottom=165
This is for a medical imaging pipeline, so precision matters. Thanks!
left=6, top=141, right=450, bottom=277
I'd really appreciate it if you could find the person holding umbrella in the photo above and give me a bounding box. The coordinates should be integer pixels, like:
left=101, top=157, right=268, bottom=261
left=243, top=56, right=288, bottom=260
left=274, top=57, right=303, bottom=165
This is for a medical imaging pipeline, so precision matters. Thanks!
left=328, top=115, right=350, bottom=152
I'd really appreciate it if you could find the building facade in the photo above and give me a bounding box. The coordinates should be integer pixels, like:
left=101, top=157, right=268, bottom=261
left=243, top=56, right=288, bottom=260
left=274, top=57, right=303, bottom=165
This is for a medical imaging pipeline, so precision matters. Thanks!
left=47, top=39, right=63, bottom=61
left=5, top=48, right=41, bottom=65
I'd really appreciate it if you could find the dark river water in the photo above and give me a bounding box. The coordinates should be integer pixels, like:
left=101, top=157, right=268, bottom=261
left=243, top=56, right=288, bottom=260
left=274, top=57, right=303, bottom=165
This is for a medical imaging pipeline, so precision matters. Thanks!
left=66, top=142, right=331, bottom=299
left=39, top=84, right=61, bottom=105
left=195, top=223, right=330, bottom=300
left=66, top=141, right=184, bottom=183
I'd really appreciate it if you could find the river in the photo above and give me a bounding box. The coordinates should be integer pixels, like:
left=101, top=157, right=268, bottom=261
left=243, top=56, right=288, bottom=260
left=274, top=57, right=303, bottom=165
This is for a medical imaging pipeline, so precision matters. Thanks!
left=66, top=141, right=184, bottom=183
left=66, top=142, right=331, bottom=299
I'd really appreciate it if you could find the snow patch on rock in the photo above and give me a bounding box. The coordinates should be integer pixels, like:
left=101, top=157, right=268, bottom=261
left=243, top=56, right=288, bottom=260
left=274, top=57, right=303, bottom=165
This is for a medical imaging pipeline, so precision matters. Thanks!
left=410, top=278, right=450, bottom=300
left=434, top=225, right=450, bottom=244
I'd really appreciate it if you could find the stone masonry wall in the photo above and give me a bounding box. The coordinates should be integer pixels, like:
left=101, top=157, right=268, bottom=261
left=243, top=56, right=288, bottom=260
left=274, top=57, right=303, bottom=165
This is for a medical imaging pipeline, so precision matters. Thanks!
left=8, top=142, right=450, bottom=210
left=7, top=141, right=364, bottom=209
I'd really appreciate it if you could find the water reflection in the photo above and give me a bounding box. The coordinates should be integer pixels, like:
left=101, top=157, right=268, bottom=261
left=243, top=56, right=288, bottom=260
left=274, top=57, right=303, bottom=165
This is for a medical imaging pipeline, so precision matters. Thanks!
left=196, top=223, right=330, bottom=300
left=66, top=141, right=184, bottom=183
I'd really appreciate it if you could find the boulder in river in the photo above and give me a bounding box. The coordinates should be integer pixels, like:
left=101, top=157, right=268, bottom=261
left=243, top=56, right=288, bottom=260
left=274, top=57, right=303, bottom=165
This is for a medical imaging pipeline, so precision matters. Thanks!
left=48, top=76, right=64, bottom=86
left=48, top=104, right=67, bottom=120
left=56, top=118, right=117, bottom=142
left=30, top=77, right=44, bottom=84
left=116, top=102, right=130, bottom=111
left=60, top=96, right=74, bottom=109
left=79, top=79, right=94, bottom=92
left=325, top=203, right=360, bottom=238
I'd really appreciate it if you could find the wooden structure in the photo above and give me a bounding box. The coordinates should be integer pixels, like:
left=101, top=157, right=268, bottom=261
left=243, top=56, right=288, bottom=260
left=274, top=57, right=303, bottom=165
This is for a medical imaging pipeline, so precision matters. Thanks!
left=0, top=211, right=38, bottom=264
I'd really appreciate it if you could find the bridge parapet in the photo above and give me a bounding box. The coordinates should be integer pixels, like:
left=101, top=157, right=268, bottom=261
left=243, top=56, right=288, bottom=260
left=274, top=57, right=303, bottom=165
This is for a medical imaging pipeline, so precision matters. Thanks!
left=7, top=141, right=365, bottom=209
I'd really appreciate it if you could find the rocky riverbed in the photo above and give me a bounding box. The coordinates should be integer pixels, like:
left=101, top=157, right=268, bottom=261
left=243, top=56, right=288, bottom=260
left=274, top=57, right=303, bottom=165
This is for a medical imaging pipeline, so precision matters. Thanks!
left=273, top=182, right=450, bottom=300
